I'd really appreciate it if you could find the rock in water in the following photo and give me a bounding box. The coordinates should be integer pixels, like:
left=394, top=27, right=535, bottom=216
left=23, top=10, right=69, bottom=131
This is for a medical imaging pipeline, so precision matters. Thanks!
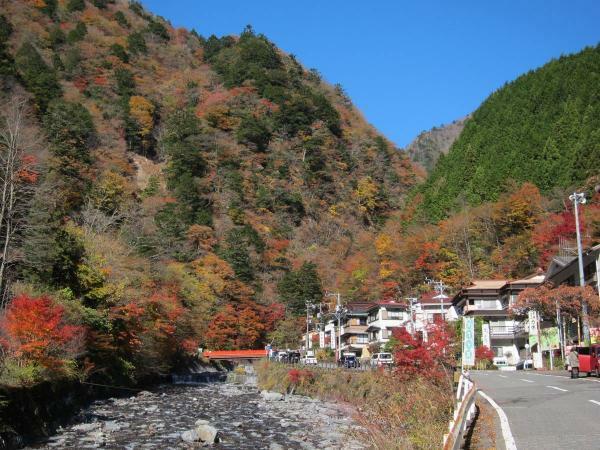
left=261, top=390, right=284, bottom=401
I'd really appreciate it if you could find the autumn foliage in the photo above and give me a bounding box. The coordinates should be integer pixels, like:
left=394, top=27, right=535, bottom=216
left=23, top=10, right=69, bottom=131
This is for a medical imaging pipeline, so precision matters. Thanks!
left=391, top=320, right=455, bottom=383
left=0, top=295, right=85, bottom=375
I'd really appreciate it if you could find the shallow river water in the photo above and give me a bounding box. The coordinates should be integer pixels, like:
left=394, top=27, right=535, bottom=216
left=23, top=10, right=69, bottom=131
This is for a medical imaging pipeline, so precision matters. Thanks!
left=27, top=381, right=365, bottom=450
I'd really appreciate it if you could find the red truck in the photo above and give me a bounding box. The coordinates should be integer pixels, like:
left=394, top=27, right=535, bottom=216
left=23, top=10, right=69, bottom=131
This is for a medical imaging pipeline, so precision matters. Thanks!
left=569, top=345, right=600, bottom=377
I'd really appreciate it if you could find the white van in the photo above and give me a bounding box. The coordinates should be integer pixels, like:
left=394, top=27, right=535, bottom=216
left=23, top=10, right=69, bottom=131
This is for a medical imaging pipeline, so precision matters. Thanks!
left=371, top=353, right=394, bottom=367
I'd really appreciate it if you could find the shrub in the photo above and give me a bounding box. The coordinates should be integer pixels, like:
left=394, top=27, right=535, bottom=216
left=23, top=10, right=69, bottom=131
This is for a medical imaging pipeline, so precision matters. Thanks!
left=67, top=22, right=87, bottom=43
left=114, top=11, right=129, bottom=27
left=110, top=43, right=129, bottom=63
left=127, top=31, right=147, bottom=55
left=147, top=19, right=169, bottom=41
left=236, top=115, right=271, bottom=152
left=66, top=0, right=86, bottom=12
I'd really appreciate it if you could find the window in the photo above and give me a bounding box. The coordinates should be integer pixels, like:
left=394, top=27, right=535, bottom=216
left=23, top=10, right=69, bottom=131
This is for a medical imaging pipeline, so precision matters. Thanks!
left=359, top=317, right=367, bottom=326
left=356, top=334, right=368, bottom=344
left=387, top=310, right=404, bottom=319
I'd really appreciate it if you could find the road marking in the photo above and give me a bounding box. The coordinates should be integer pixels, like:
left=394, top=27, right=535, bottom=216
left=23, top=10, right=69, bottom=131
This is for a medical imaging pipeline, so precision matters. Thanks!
left=519, top=379, right=534, bottom=383
left=589, top=400, right=600, bottom=407
left=498, top=375, right=508, bottom=378
left=478, top=391, right=517, bottom=450
left=546, top=386, right=568, bottom=392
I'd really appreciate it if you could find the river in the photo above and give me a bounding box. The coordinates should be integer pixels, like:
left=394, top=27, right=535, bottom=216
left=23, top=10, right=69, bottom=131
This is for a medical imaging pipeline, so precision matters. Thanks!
left=26, top=377, right=365, bottom=449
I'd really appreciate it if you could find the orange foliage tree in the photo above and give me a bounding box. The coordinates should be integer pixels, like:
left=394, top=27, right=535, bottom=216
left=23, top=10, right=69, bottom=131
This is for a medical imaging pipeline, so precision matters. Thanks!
left=0, top=294, right=85, bottom=373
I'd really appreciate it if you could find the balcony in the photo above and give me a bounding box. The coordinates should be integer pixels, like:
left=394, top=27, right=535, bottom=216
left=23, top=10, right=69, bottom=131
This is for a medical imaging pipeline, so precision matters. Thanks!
left=341, top=325, right=368, bottom=336
left=490, top=324, right=526, bottom=338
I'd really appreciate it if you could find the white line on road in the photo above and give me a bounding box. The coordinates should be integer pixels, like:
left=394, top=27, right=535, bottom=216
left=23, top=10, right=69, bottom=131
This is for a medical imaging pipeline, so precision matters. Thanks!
left=498, top=375, right=508, bottom=378
left=589, top=400, right=600, bottom=406
left=478, top=391, right=517, bottom=450
left=546, top=386, right=568, bottom=392
left=519, top=379, right=534, bottom=383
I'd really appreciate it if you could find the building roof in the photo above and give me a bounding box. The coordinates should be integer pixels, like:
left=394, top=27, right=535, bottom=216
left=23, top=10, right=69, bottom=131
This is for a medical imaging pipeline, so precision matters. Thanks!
left=367, top=300, right=407, bottom=312
left=510, top=274, right=545, bottom=285
left=419, top=291, right=451, bottom=305
left=467, top=280, right=508, bottom=290
left=345, top=302, right=374, bottom=314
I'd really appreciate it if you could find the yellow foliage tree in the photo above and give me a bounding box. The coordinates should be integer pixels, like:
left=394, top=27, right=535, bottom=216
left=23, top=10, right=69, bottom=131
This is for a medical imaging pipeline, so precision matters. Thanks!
left=374, top=233, right=393, bottom=257
left=129, top=95, right=155, bottom=139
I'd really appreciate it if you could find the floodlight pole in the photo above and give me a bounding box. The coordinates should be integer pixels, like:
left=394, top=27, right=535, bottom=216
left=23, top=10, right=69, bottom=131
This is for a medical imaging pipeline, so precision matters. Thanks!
left=570, top=192, right=590, bottom=345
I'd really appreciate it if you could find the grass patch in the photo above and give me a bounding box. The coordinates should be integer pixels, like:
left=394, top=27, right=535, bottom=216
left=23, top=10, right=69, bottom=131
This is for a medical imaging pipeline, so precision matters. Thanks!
left=256, top=361, right=452, bottom=449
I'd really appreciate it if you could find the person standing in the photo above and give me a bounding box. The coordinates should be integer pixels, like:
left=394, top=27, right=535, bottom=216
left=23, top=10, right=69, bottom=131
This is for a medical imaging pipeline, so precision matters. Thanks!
left=568, top=348, right=580, bottom=379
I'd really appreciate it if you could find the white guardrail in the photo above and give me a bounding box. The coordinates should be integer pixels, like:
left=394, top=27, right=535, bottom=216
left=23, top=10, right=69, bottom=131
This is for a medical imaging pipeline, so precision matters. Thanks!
left=443, top=372, right=477, bottom=450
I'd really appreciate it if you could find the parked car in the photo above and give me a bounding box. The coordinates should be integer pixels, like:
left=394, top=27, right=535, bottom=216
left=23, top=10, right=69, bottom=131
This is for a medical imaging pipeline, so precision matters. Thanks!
left=302, top=355, right=318, bottom=365
left=371, top=353, right=394, bottom=367
left=287, top=351, right=301, bottom=364
left=569, top=345, right=600, bottom=377
left=339, top=354, right=359, bottom=368
left=492, top=356, right=508, bottom=367
left=516, top=359, right=533, bottom=370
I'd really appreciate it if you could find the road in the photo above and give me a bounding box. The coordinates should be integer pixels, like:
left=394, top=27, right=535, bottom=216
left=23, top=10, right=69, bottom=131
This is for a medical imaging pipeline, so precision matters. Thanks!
left=472, top=370, right=600, bottom=449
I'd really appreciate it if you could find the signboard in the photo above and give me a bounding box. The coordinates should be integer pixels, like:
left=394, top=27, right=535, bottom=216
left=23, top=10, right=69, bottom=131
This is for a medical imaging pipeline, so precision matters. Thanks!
left=462, top=317, right=475, bottom=366
left=528, top=310, right=538, bottom=335
left=482, top=323, right=491, bottom=349
left=319, top=331, right=325, bottom=348
left=529, top=327, right=559, bottom=351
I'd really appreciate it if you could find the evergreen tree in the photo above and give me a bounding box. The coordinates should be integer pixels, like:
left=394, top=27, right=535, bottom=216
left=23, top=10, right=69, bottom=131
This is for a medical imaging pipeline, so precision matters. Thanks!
left=15, top=43, right=62, bottom=111
left=277, top=262, right=323, bottom=315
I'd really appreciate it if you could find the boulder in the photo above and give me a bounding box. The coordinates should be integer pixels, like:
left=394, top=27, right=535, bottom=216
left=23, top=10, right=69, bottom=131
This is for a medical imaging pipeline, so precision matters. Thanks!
left=260, top=390, right=284, bottom=401
left=181, top=421, right=219, bottom=444
left=196, top=423, right=219, bottom=443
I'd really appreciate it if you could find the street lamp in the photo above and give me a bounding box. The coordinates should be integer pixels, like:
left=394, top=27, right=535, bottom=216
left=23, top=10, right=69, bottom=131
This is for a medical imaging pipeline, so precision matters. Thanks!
left=569, top=191, right=590, bottom=345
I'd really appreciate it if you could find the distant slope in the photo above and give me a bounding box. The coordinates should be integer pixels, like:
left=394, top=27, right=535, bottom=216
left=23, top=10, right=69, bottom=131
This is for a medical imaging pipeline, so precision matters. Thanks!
left=417, top=44, right=600, bottom=222
left=405, top=117, right=468, bottom=172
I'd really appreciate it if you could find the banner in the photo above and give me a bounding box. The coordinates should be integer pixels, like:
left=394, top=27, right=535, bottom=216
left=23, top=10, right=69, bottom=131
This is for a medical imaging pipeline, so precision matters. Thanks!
left=528, top=310, right=538, bottom=335
left=482, top=323, right=491, bottom=349
left=463, top=317, right=475, bottom=366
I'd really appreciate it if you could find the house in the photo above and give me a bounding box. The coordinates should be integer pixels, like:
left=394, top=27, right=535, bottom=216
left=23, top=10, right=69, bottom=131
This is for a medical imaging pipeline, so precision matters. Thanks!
left=546, top=243, right=600, bottom=289
left=415, top=291, right=458, bottom=324
left=366, top=300, right=410, bottom=347
left=452, top=275, right=544, bottom=365
left=339, top=302, right=371, bottom=356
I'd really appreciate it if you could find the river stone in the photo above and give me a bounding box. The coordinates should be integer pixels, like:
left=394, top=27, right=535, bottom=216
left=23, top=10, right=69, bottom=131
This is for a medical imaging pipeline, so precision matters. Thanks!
left=72, top=422, right=100, bottom=432
left=269, top=444, right=284, bottom=450
left=180, top=428, right=199, bottom=443
left=196, top=423, right=219, bottom=443
left=103, top=421, right=121, bottom=432
left=261, top=390, right=284, bottom=401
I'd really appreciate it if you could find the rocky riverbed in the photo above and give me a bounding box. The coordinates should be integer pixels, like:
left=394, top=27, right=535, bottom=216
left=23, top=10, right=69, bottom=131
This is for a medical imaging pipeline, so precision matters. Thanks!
left=26, top=380, right=365, bottom=449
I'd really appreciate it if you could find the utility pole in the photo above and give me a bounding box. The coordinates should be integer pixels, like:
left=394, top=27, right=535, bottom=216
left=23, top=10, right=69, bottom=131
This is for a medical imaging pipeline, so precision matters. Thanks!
left=405, top=297, right=418, bottom=336
left=305, top=301, right=313, bottom=354
left=326, top=292, right=346, bottom=362
left=570, top=191, right=590, bottom=345
left=426, top=277, right=449, bottom=321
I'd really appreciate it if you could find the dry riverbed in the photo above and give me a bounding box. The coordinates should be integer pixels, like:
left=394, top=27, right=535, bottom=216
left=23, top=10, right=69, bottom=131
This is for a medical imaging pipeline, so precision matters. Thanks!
left=26, top=381, right=365, bottom=449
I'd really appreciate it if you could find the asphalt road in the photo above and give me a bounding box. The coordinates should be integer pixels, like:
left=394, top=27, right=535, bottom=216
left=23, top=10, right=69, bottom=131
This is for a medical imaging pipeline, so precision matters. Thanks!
left=472, top=370, right=600, bottom=449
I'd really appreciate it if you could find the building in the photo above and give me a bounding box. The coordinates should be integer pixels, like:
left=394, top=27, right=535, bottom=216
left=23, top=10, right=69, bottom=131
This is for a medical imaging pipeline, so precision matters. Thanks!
left=546, top=243, right=600, bottom=289
left=415, top=291, right=458, bottom=324
left=366, top=300, right=410, bottom=347
left=339, top=302, right=371, bottom=356
left=452, top=275, right=544, bottom=365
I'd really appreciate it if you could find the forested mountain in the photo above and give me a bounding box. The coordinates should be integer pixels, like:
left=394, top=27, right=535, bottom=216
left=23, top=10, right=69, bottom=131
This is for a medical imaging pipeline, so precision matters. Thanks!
left=0, top=0, right=421, bottom=384
left=417, top=45, right=600, bottom=222
left=405, top=116, right=468, bottom=173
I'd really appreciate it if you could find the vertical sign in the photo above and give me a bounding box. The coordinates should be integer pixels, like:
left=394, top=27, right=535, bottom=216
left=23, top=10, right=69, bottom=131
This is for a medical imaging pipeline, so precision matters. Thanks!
left=463, top=317, right=475, bottom=366
left=319, top=331, right=325, bottom=348
left=482, top=323, right=491, bottom=349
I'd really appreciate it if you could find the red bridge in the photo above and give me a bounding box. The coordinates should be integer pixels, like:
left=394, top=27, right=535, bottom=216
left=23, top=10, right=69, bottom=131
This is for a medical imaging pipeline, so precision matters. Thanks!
left=201, top=349, right=267, bottom=360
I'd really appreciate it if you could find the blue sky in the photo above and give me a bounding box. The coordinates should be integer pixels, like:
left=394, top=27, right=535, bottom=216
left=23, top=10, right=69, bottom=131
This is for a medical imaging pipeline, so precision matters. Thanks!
left=142, top=1, right=600, bottom=148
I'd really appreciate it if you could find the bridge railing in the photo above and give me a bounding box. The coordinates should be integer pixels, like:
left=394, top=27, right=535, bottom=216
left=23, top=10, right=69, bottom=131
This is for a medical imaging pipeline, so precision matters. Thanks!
left=443, top=373, right=477, bottom=450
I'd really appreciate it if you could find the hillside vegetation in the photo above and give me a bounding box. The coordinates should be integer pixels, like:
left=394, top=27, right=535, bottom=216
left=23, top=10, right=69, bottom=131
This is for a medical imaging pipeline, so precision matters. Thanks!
left=418, top=45, right=600, bottom=222
left=0, top=0, right=420, bottom=385
left=405, top=116, right=468, bottom=173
